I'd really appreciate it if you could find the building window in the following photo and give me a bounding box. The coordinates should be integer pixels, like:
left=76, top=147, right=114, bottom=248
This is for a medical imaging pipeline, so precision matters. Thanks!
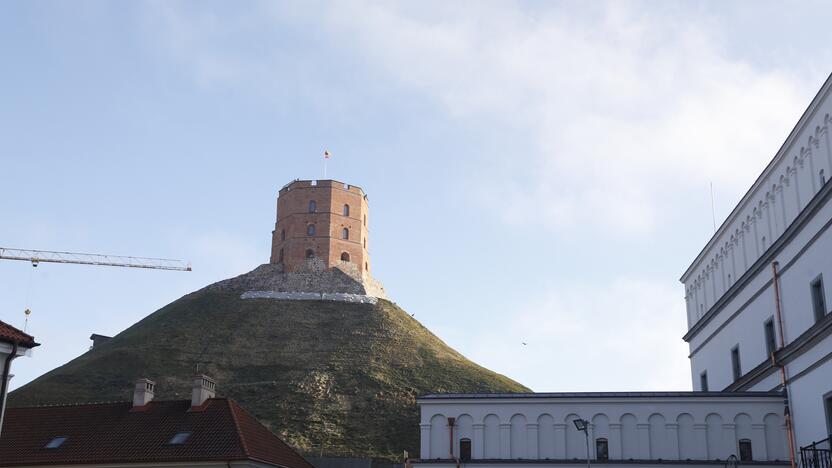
left=825, top=392, right=832, bottom=435
left=365, top=262, right=368, bottom=271
left=343, top=204, right=350, bottom=216
left=811, top=275, right=827, bottom=322
left=308, top=200, right=317, bottom=213
left=738, top=439, right=753, bottom=462
left=364, top=238, right=367, bottom=249
left=307, top=224, right=316, bottom=236
left=764, top=318, right=776, bottom=357
left=168, top=432, right=191, bottom=445
left=364, top=214, right=367, bottom=226
left=306, top=249, right=315, bottom=259
left=761, top=236, right=767, bottom=251
left=731, top=345, right=742, bottom=381
left=280, top=229, right=286, bottom=241
left=821, top=169, right=827, bottom=185
left=44, top=436, right=68, bottom=449
left=700, top=371, right=709, bottom=391
left=460, top=438, right=472, bottom=462
left=278, top=249, right=284, bottom=263
left=342, top=228, right=349, bottom=240
left=341, top=252, right=350, bottom=262
left=595, top=438, right=609, bottom=461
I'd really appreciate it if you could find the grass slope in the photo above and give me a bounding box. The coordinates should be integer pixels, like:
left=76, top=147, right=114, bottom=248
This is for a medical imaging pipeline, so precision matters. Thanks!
left=10, top=292, right=528, bottom=460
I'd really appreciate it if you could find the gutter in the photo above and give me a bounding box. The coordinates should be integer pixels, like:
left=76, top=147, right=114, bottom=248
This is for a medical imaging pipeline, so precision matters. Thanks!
left=0, top=341, right=19, bottom=438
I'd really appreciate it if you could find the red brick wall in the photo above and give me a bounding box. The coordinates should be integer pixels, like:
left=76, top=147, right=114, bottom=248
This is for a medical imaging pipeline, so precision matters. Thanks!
left=270, top=180, right=370, bottom=274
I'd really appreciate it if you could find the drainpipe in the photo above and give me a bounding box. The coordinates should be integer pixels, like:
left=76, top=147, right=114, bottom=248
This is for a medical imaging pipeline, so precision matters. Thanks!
left=0, top=341, right=19, bottom=438
left=448, top=417, right=460, bottom=468
left=771, top=261, right=797, bottom=468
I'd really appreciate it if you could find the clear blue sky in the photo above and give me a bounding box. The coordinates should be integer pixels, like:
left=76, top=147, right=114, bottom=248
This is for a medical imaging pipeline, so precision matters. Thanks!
left=2, top=0, right=831, bottom=392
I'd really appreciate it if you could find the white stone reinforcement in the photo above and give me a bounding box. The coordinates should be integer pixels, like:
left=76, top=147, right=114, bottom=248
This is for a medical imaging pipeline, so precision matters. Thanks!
left=240, top=290, right=379, bottom=304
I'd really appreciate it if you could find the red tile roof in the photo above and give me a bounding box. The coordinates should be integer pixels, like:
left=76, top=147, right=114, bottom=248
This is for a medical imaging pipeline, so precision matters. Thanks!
left=0, top=320, right=38, bottom=348
left=0, top=398, right=314, bottom=468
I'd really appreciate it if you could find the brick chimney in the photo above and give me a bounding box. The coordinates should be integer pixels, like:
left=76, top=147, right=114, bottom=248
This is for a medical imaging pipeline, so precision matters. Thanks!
left=132, top=378, right=155, bottom=407
left=190, top=375, right=216, bottom=407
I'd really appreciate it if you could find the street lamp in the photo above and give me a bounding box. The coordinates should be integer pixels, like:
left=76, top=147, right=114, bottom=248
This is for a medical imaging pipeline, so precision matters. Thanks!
left=573, top=418, right=591, bottom=468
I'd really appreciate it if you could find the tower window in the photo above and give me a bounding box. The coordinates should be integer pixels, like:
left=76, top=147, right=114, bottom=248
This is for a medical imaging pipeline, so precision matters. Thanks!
left=811, top=275, right=827, bottom=322
left=306, top=249, right=315, bottom=259
left=821, top=169, right=827, bottom=185
left=342, top=228, right=349, bottom=240
left=364, top=238, right=367, bottom=249
left=278, top=248, right=284, bottom=263
left=364, top=214, right=367, bottom=226
left=460, top=438, right=472, bottom=462
left=764, top=318, right=776, bottom=357
left=738, top=439, right=753, bottom=462
left=595, top=438, right=609, bottom=461
left=343, top=204, right=350, bottom=216
left=308, top=200, right=317, bottom=213
left=700, top=371, right=708, bottom=391
left=365, top=262, right=368, bottom=271
left=307, top=224, right=316, bottom=236
left=341, top=252, right=350, bottom=262
left=280, top=229, right=286, bottom=241
left=731, top=345, right=742, bottom=381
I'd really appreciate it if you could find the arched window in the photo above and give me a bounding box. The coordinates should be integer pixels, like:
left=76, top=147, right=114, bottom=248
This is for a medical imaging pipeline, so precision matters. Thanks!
left=341, top=252, right=350, bottom=262
left=342, top=228, right=349, bottom=240
left=278, top=248, right=284, bottom=263
left=365, top=262, right=368, bottom=271
left=364, top=214, right=367, bottom=226
left=280, top=229, right=286, bottom=241
left=308, top=200, right=317, bottom=213
left=363, top=238, right=367, bottom=248
left=595, top=438, right=609, bottom=461
left=307, top=224, right=316, bottom=236
left=343, top=204, right=350, bottom=216
left=459, top=439, right=472, bottom=462
left=305, top=249, right=315, bottom=259
left=738, top=439, right=752, bottom=461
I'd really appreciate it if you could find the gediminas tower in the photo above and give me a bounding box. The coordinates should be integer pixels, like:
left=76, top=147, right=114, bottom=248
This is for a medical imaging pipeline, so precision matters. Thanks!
left=270, top=179, right=371, bottom=275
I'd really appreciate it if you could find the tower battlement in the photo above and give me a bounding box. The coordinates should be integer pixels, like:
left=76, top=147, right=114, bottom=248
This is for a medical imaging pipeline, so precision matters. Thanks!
left=270, top=179, right=371, bottom=276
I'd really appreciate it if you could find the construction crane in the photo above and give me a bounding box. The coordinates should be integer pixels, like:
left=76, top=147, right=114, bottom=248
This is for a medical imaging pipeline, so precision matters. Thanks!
left=0, top=247, right=191, bottom=271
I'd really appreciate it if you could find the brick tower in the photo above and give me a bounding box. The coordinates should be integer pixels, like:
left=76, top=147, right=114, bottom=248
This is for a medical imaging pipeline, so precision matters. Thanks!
left=270, top=180, right=371, bottom=275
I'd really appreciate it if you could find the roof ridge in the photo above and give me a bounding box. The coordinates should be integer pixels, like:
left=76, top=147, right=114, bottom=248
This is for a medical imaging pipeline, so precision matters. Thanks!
left=224, top=398, right=252, bottom=457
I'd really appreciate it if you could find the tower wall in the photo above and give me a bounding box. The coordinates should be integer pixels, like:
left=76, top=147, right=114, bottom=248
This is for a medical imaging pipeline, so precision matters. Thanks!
left=270, top=180, right=370, bottom=275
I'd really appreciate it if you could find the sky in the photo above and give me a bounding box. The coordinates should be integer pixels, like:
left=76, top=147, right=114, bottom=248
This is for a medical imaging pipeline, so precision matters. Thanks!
left=1, top=0, right=831, bottom=393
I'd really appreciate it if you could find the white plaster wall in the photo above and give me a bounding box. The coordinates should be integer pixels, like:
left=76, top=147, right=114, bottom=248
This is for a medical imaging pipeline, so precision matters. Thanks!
left=682, top=77, right=832, bottom=329
left=687, top=193, right=832, bottom=394
left=417, top=396, right=785, bottom=462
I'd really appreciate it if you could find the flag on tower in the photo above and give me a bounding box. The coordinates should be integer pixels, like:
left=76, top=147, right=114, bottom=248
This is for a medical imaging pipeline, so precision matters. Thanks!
left=324, top=150, right=332, bottom=159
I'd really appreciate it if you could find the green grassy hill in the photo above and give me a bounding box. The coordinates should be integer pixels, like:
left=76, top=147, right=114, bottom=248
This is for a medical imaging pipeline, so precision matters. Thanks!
left=10, top=291, right=528, bottom=460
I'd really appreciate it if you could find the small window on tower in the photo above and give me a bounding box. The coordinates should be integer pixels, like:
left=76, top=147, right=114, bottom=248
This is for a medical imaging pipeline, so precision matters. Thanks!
left=700, top=371, right=708, bottom=391
left=811, top=275, right=827, bottom=322
left=731, top=345, right=742, bottom=381
left=821, top=169, right=827, bottom=185
left=341, top=252, right=350, bottom=262
left=280, top=229, right=286, bottom=241
left=343, top=204, right=350, bottom=216
left=306, top=249, right=315, bottom=259
left=278, top=249, right=284, bottom=263
left=307, top=224, right=316, bottom=236
left=764, top=318, right=776, bottom=357
left=342, top=228, right=349, bottom=240
left=364, top=238, right=367, bottom=249
left=364, top=214, right=367, bottom=226
left=365, top=262, right=368, bottom=271
left=308, top=200, right=317, bottom=213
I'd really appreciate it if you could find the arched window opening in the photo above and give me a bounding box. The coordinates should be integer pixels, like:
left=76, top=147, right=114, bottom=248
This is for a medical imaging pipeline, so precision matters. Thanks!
left=459, top=439, right=472, bottom=462
left=341, top=252, right=350, bottom=262
left=343, top=204, right=350, bottom=216
left=305, top=249, right=315, bottom=259
left=342, top=228, right=349, bottom=240
left=365, top=262, right=368, bottom=271
left=595, top=438, right=609, bottom=461
left=364, top=238, right=367, bottom=249
left=738, top=439, right=753, bottom=461
left=308, top=200, right=317, bottom=213
left=364, top=214, right=367, bottom=226
left=307, top=224, right=316, bottom=236
left=280, top=229, right=286, bottom=241
left=278, top=249, right=284, bottom=263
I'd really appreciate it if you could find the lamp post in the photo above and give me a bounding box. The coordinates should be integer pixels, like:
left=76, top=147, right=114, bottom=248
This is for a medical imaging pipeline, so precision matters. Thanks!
left=573, top=418, right=591, bottom=468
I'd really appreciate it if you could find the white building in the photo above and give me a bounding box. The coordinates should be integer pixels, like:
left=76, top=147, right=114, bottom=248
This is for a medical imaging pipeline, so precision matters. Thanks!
left=412, top=73, right=832, bottom=468
left=680, top=72, right=832, bottom=453
left=0, top=320, right=38, bottom=438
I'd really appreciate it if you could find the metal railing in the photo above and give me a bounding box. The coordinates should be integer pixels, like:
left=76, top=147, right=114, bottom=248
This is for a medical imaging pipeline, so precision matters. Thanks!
left=801, top=436, right=831, bottom=468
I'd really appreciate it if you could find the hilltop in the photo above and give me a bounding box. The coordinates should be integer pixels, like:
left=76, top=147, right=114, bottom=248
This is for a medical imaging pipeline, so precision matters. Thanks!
left=10, top=269, right=528, bottom=460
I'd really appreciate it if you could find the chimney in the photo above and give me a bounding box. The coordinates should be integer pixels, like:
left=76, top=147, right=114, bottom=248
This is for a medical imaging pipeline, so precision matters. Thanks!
left=132, top=378, right=155, bottom=407
left=190, top=374, right=216, bottom=407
